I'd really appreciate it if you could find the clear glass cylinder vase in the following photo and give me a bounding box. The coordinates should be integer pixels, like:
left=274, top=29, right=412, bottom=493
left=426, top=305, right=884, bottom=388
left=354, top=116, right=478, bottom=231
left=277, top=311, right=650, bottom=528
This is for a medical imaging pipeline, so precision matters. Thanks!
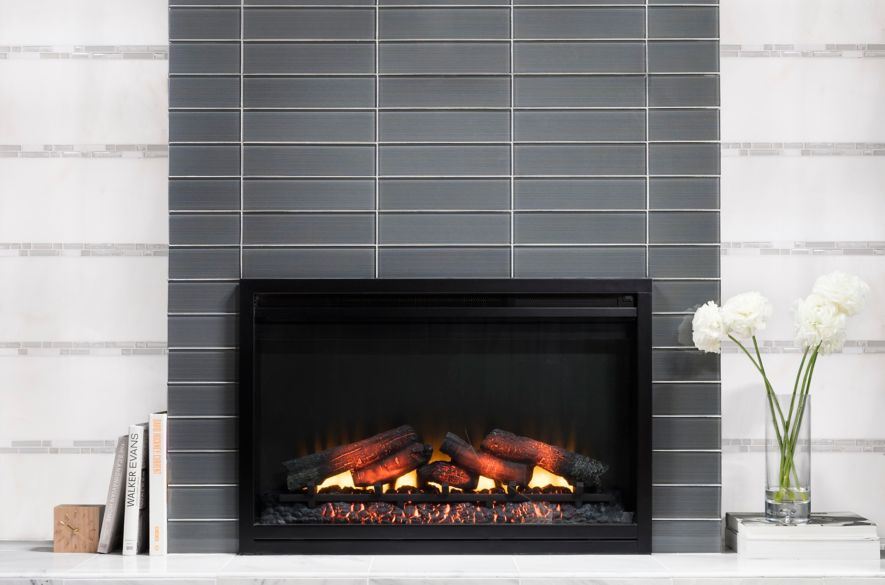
left=765, top=393, right=811, bottom=524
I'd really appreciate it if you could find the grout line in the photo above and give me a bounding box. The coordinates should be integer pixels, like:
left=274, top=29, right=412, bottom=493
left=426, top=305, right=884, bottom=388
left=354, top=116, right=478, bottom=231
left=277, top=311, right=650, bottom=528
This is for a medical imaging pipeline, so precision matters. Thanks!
left=510, top=0, right=516, bottom=278
left=644, top=0, right=650, bottom=278
left=239, top=0, right=245, bottom=280
left=374, top=0, right=381, bottom=278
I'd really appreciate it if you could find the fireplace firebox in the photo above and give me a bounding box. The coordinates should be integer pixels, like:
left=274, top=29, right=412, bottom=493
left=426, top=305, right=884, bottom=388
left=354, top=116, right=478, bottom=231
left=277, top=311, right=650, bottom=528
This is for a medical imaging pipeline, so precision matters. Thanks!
left=239, top=279, right=651, bottom=553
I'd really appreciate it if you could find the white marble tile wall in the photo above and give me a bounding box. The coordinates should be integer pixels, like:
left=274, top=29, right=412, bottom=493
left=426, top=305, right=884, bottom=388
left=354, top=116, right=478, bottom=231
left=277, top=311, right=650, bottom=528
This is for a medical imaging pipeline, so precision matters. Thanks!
left=0, top=0, right=168, bottom=539
left=720, top=0, right=885, bottom=541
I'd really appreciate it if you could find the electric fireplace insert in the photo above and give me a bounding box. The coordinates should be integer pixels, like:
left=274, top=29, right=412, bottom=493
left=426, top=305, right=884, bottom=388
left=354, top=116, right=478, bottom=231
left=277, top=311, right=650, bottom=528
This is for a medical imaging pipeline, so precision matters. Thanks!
left=239, top=279, right=651, bottom=553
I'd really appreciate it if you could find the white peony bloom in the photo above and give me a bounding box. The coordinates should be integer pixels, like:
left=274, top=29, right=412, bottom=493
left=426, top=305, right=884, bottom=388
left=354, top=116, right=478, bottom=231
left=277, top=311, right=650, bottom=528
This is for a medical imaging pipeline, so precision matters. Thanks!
left=692, top=301, right=724, bottom=353
left=721, top=291, right=773, bottom=339
left=812, top=271, right=871, bottom=316
left=794, top=293, right=848, bottom=353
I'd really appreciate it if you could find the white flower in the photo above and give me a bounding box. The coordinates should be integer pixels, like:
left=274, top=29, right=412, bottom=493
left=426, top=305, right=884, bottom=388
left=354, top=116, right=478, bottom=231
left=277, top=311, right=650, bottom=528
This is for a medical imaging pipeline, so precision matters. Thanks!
left=812, top=271, right=871, bottom=316
left=721, top=291, right=773, bottom=339
left=692, top=301, right=724, bottom=354
left=794, top=293, right=847, bottom=353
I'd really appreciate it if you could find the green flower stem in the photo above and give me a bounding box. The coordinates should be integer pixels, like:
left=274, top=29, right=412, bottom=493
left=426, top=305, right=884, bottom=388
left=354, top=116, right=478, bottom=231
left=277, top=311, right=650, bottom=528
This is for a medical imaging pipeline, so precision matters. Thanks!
left=728, top=335, right=786, bottom=449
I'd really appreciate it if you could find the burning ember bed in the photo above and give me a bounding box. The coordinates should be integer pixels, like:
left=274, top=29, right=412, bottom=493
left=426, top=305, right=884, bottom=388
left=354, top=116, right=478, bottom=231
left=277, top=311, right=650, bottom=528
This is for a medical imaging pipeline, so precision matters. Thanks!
left=260, top=425, right=632, bottom=526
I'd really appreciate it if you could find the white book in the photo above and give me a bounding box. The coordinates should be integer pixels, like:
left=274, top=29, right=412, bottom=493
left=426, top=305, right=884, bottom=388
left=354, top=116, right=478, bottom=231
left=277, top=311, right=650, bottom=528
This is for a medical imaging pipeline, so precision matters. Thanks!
left=728, top=527, right=881, bottom=560
left=148, top=412, right=168, bottom=556
left=122, top=424, right=148, bottom=555
left=97, top=435, right=128, bottom=553
left=727, top=512, right=879, bottom=540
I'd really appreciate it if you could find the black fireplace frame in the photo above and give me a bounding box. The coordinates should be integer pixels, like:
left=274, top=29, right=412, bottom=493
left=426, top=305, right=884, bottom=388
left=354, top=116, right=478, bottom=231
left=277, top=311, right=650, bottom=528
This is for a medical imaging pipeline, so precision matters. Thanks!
left=238, top=279, right=652, bottom=554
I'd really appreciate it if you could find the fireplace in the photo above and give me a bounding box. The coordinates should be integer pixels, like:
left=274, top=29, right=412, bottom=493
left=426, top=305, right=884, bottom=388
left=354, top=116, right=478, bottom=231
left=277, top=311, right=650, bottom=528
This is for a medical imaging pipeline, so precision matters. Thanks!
left=238, top=279, right=651, bottom=553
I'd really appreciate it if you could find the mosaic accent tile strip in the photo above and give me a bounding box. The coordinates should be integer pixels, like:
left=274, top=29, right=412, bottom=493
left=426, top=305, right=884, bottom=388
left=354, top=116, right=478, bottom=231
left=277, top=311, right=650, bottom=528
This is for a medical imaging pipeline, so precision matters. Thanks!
left=723, top=438, right=885, bottom=454
left=721, top=44, right=885, bottom=58
left=0, top=45, right=168, bottom=60
left=0, top=144, right=168, bottom=159
left=0, top=243, right=168, bottom=257
left=721, top=339, right=885, bottom=355
left=721, top=241, right=885, bottom=256
left=0, top=341, right=167, bottom=356
left=722, top=142, right=885, bottom=157
left=0, top=439, right=117, bottom=454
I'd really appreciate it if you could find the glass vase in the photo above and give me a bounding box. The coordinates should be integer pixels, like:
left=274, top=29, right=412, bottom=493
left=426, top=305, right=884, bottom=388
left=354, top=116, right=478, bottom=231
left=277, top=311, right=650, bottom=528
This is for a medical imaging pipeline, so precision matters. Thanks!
left=765, top=393, right=811, bottom=524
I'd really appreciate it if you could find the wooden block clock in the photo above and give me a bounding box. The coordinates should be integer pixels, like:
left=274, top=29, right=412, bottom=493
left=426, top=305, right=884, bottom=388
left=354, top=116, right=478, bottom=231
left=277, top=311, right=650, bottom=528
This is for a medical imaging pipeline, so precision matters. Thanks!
left=53, top=505, right=104, bottom=553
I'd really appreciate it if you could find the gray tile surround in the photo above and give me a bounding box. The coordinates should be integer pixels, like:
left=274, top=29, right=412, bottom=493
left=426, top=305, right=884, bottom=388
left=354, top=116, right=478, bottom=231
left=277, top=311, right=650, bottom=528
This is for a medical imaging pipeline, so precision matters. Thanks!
left=169, top=1, right=721, bottom=553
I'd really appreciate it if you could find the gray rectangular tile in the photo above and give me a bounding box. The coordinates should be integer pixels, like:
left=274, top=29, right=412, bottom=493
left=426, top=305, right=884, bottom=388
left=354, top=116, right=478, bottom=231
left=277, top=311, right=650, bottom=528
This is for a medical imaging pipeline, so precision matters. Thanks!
left=170, top=111, right=240, bottom=143
left=515, top=110, right=645, bottom=141
left=169, top=248, right=240, bottom=280
left=515, top=42, right=645, bottom=73
left=653, top=520, right=722, bottom=553
left=244, top=145, right=375, bottom=177
left=648, top=6, right=718, bottom=39
left=515, top=144, right=646, bottom=176
left=517, top=0, right=642, bottom=3
left=244, top=77, right=375, bottom=108
left=379, top=247, right=511, bottom=278
left=653, top=313, right=694, bottom=347
left=653, top=383, right=720, bottom=416
left=169, top=521, right=237, bottom=553
left=653, top=486, right=720, bottom=518
left=649, top=211, right=719, bottom=245
left=650, top=143, right=720, bottom=175
left=514, top=7, right=644, bottom=39
left=244, top=111, right=374, bottom=142
left=383, top=0, right=507, bottom=5
left=515, top=178, right=646, bottom=210
left=380, top=179, right=510, bottom=211
left=380, top=76, right=510, bottom=108
left=515, top=75, right=645, bottom=107
left=170, top=77, right=240, bottom=109
left=172, top=0, right=239, bottom=4
left=654, top=417, right=720, bottom=450
left=653, top=451, right=720, bottom=484
left=242, top=248, right=374, bottom=278
left=170, top=179, right=241, bottom=212
left=380, top=8, right=509, bottom=39
left=169, top=315, right=237, bottom=348
left=168, top=418, right=237, bottom=450
left=245, top=43, right=374, bottom=74
left=244, top=8, right=374, bottom=40
left=379, top=213, right=509, bottom=245
left=515, top=212, right=646, bottom=244
left=380, top=42, right=510, bottom=74
left=379, top=111, right=510, bottom=142
left=650, top=177, right=719, bottom=210
left=515, top=247, right=646, bottom=277
left=169, top=384, right=238, bottom=417
left=649, top=41, right=719, bottom=73
left=380, top=145, right=510, bottom=176
left=649, top=0, right=716, bottom=3
left=649, top=246, right=719, bottom=278
left=170, top=42, right=240, bottom=75
left=169, top=282, right=239, bottom=313
left=649, top=109, right=719, bottom=142
left=169, top=350, right=237, bottom=383
left=170, top=214, right=240, bottom=246
left=242, top=214, right=374, bottom=245
left=244, top=179, right=375, bottom=211
left=169, top=486, right=237, bottom=520
left=170, top=8, right=240, bottom=40
left=653, top=349, right=720, bottom=382
left=167, top=452, right=237, bottom=484
left=254, top=0, right=372, bottom=4
left=170, top=145, right=240, bottom=177
left=652, top=280, right=719, bottom=313
left=649, top=75, right=719, bottom=107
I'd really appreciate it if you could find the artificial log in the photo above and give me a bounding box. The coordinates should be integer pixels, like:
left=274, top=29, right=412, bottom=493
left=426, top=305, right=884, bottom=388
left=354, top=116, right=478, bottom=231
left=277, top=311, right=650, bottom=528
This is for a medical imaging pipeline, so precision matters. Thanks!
left=352, top=442, right=433, bottom=487
left=284, top=425, right=419, bottom=491
left=417, top=461, right=479, bottom=491
left=480, top=428, right=608, bottom=487
left=439, top=432, right=531, bottom=485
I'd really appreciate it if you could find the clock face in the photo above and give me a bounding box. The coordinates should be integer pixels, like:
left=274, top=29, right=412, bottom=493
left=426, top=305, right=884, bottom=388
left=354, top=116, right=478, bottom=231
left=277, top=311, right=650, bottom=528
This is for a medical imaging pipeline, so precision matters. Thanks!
left=53, top=506, right=102, bottom=553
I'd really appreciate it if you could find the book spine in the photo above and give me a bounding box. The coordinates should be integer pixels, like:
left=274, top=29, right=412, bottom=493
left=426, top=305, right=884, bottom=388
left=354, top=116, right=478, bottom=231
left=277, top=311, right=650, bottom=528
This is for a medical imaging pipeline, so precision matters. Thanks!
left=97, top=435, right=128, bottom=554
left=122, top=425, right=145, bottom=555
left=149, top=413, right=168, bottom=556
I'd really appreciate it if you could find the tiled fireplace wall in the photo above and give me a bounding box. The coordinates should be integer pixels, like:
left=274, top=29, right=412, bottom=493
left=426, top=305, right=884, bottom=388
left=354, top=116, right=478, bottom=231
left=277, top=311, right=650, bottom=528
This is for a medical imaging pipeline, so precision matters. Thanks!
left=167, top=1, right=721, bottom=552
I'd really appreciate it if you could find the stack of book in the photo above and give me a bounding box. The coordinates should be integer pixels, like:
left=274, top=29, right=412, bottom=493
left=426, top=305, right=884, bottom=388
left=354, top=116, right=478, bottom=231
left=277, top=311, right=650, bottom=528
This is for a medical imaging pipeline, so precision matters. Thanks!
left=95, top=412, right=168, bottom=555
left=726, top=512, right=881, bottom=560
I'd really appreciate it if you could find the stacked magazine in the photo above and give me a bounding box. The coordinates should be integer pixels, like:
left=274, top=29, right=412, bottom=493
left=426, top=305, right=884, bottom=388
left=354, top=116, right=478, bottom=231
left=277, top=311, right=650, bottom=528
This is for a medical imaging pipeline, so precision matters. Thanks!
left=95, top=412, right=167, bottom=555
left=726, top=512, right=881, bottom=560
